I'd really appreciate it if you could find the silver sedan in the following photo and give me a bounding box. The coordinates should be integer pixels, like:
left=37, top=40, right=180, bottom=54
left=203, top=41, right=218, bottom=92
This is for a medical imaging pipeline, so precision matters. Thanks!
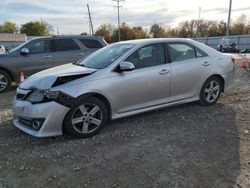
left=12, top=38, right=235, bottom=138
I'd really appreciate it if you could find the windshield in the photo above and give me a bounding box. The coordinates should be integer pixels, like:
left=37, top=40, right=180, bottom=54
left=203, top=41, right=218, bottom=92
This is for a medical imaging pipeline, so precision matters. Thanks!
left=79, top=43, right=135, bottom=69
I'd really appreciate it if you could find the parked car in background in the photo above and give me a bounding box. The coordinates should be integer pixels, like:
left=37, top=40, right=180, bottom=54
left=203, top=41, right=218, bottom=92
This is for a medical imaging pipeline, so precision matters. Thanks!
left=13, top=38, right=235, bottom=138
left=217, top=38, right=239, bottom=53
left=0, top=35, right=107, bottom=92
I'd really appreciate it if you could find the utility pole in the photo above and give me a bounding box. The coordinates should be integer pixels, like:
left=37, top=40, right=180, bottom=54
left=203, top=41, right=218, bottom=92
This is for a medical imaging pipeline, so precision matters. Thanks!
left=226, top=0, right=232, bottom=36
left=57, top=26, right=60, bottom=35
left=197, top=7, right=202, bottom=37
left=113, top=0, right=124, bottom=41
left=87, top=4, right=94, bottom=35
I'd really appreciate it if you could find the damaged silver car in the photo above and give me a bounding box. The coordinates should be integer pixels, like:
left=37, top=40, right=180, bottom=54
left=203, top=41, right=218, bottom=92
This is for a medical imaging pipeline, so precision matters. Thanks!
left=13, top=38, right=235, bottom=138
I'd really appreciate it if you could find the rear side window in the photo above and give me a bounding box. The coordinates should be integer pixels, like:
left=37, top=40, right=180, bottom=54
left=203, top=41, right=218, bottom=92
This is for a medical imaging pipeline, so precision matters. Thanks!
left=51, top=39, right=80, bottom=52
left=79, top=39, right=103, bottom=49
left=167, top=43, right=196, bottom=62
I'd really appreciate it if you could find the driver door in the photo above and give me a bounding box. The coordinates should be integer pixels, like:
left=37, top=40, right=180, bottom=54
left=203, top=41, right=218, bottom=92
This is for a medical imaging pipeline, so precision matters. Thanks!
left=15, top=39, right=53, bottom=76
left=107, top=43, right=171, bottom=114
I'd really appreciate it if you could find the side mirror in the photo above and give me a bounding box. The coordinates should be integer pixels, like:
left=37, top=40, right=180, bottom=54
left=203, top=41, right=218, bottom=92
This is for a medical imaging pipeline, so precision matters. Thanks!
left=119, top=61, right=135, bottom=72
left=20, top=48, right=29, bottom=56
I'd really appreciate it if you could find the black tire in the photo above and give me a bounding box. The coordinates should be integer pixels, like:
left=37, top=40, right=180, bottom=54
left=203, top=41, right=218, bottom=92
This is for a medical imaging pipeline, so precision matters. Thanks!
left=199, top=76, right=222, bottom=106
left=0, top=70, right=12, bottom=93
left=64, top=96, right=108, bottom=138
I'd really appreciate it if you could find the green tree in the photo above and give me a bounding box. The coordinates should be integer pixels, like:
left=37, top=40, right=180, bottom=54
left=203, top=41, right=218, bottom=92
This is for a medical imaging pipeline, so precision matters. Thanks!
left=231, top=14, right=248, bottom=35
left=0, top=21, right=18, bottom=33
left=178, top=20, right=197, bottom=37
left=133, top=27, right=148, bottom=39
left=95, top=24, right=115, bottom=43
left=150, top=24, right=166, bottom=38
left=112, top=23, right=137, bottom=42
left=217, top=21, right=227, bottom=36
left=165, top=26, right=179, bottom=37
left=20, top=21, right=52, bottom=36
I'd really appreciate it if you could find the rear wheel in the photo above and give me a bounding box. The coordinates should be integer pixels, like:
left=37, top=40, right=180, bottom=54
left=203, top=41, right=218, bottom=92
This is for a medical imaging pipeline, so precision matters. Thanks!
left=64, top=96, right=108, bottom=138
left=0, top=70, right=11, bottom=93
left=199, top=76, right=222, bottom=106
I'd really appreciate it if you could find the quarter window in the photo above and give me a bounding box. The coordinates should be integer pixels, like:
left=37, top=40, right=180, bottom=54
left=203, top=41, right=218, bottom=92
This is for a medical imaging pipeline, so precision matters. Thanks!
left=195, top=47, right=208, bottom=58
left=125, top=43, right=165, bottom=69
left=168, top=43, right=196, bottom=62
left=51, top=39, right=80, bottom=52
left=79, top=39, right=103, bottom=49
left=26, top=40, right=50, bottom=54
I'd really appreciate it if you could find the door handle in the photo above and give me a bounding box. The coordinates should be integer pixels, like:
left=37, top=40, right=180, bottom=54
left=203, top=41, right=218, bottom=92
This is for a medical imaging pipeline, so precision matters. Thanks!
left=43, top=55, right=52, bottom=58
left=159, top=69, right=170, bottom=75
left=80, top=53, right=85, bottom=56
left=202, top=62, right=210, bottom=66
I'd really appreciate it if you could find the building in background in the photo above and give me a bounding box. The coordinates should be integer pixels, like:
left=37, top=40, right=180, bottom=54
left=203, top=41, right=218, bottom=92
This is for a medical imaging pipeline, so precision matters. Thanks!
left=0, top=33, right=27, bottom=51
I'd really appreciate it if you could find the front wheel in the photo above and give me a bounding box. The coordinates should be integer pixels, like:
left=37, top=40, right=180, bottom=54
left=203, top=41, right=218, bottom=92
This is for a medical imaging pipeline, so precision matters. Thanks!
left=199, top=77, right=222, bottom=106
left=64, top=96, right=108, bottom=138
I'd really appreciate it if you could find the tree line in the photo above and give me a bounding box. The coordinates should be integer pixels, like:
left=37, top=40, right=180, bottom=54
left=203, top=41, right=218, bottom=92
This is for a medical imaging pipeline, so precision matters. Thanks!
left=0, top=14, right=249, bottom=42
left=0, top=21, right=51, bottom=36
left=95, top=14, right=250, bottom=43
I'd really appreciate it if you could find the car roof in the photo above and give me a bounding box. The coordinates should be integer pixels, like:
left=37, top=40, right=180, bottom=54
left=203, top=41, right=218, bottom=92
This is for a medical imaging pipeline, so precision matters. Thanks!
left=115, top=38, right=221, bottom=57
left=118, top=38, right=193, bottom=45
left=28, top=35, right=103, bottom=41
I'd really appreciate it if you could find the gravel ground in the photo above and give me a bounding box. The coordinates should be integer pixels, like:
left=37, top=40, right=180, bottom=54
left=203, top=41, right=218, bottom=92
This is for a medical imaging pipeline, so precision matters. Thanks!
left=0, top=56, right=249, bottom=188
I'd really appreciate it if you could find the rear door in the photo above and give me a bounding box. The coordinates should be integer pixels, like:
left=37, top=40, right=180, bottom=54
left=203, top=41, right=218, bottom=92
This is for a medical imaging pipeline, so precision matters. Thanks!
left=167, top=42, right=212, bottom=102
left=51, top=38, right=83, bottom=66
left=15, top=38, right=52, bottom=76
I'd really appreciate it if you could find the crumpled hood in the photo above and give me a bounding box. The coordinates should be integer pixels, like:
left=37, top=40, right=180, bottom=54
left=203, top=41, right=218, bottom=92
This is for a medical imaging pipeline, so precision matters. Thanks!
left=20, top=63, right=97, bottom=90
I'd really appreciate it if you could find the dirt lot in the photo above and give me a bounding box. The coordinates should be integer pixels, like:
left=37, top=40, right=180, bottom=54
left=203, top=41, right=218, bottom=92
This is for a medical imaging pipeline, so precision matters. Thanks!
left=0, top=56, right=250, bottom=188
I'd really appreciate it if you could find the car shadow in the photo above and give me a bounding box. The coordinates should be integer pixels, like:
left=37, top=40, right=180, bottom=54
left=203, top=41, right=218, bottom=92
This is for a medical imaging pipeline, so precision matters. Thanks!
left=101, top=102, right=241, bottom=187
left=2, top=102, right=240, bottom=187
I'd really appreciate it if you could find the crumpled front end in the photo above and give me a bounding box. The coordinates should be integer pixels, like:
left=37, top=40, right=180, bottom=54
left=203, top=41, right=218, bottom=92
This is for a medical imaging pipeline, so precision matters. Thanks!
left=12, top=64, right=97, bottom=137
left=13, top=92, right=69, bottom=137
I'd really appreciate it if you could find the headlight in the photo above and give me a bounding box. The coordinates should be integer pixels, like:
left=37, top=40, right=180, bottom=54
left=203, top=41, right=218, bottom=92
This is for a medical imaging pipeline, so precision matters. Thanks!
left=26, top=89, right=60, bottom=103
left=26, top=89, right=44, bottom=103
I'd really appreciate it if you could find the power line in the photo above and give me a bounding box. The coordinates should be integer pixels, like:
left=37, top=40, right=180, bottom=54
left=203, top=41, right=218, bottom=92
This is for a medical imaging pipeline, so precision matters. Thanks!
left=113, top=0, right=124, bottom=41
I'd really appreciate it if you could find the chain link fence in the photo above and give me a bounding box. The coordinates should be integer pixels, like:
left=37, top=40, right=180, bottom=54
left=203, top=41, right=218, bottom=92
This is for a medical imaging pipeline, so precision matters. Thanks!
left=193, top=35, right=250, bottom=51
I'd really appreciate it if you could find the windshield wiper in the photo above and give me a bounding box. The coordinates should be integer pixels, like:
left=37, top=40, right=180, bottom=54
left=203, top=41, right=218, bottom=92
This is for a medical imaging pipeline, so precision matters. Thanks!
left=72, top=61, right=86, bottom=67
left=72, top=60, right=79, bottom=65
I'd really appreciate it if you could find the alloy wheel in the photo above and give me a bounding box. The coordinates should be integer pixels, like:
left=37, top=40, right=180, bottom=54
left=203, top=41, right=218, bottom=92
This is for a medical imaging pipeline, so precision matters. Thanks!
left=204, top=80, right=220, bottom=103
left=0, top=74, right=8, bottom=92
left=71, top=103, right=103, bottom=134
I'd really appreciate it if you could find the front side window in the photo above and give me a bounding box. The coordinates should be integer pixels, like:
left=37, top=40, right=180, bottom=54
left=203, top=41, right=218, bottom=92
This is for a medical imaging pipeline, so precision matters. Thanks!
left=168, top=43, right=196, bottom=62
left=51, top=39, right=80, bottom=52
left=79, top=43, right=135, bottom=69
left=125, top=43, right=165, bottom=69
left=26, top=40, right=50, bottom=54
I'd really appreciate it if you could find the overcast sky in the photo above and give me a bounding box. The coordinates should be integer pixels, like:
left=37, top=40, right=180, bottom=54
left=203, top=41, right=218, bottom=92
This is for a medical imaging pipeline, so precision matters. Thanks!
left=0, top=0, right=250, bottom=34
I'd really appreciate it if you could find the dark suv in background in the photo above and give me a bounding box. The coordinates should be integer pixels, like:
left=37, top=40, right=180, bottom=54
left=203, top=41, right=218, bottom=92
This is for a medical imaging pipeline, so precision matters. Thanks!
left=0, top=35, right=107, bottom=92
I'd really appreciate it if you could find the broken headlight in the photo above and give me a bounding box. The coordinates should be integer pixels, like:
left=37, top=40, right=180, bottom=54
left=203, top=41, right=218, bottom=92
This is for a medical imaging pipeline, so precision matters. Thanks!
left=26, top=89, right=60, bottom=103
left=25, top=89, right=74, bottom=107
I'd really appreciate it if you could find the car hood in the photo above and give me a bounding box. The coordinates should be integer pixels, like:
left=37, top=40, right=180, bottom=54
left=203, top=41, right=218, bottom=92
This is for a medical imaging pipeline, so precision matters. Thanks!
left=19, top=63, right=97, bottom=90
